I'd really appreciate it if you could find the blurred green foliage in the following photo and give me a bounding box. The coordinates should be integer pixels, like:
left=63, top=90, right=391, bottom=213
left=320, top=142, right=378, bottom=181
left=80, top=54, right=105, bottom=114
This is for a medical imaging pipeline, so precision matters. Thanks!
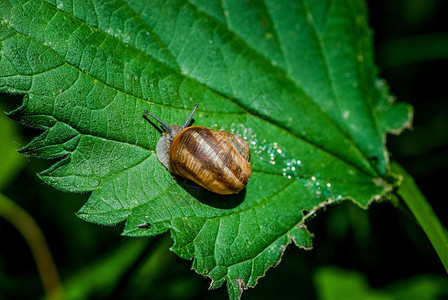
left=1, top=0, right=447, bottom=299
left=0, top=102, right=24, bottom=189
left=315, top=267, right=448, bottom=300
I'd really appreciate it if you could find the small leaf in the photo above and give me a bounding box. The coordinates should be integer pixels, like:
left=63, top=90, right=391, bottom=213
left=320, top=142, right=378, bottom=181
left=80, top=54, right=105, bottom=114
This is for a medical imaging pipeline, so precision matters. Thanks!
left=0, top=0, right=411, bottom=298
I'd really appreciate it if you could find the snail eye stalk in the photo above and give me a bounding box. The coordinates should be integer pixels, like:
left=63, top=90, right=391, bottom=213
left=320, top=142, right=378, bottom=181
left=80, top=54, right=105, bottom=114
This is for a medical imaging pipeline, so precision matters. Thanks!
left=180, top=104, right=199, bottom=131
left=144, top=110, right=174, bottom=137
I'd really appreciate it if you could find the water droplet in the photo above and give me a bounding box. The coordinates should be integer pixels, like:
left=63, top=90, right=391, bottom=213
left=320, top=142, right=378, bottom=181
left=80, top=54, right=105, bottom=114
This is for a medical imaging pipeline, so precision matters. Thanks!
left=212, top=123, right=339, bottom=201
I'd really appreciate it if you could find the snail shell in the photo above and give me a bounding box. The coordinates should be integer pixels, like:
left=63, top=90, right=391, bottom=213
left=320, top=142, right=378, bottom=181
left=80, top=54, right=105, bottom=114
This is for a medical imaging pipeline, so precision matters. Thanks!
left=144, top=105, right=251, bottom=195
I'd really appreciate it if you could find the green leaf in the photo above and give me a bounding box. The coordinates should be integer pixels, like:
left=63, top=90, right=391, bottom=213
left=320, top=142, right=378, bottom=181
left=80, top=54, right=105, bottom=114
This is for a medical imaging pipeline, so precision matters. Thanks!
left=0, top=0, right=412, bottom=298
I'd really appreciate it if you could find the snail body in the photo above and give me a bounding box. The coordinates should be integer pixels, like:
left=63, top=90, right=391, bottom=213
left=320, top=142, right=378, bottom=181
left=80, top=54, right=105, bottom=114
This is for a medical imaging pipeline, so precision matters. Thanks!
left=144, top=105, right=251, bottom=195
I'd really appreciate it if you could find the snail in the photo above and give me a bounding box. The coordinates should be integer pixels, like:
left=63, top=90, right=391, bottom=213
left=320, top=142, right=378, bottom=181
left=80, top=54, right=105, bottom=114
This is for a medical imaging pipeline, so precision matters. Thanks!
left=143, top=105, right=251, bottom=195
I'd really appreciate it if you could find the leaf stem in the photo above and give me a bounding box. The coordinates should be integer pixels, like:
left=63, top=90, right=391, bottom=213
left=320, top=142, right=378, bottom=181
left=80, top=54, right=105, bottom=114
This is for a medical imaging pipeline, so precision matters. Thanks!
left=0, top=193, right=64, bottom=299
left=392, top=161, right=448, bottom=273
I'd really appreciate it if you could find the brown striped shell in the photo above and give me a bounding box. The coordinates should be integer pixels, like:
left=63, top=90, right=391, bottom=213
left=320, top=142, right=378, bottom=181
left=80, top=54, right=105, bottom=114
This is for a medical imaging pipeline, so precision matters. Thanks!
left=144, top=105, right=251, bottom=195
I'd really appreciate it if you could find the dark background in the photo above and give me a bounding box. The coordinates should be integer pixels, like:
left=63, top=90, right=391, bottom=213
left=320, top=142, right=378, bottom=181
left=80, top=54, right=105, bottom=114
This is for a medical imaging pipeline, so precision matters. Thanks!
left=0, top=0, right=447, bottom=299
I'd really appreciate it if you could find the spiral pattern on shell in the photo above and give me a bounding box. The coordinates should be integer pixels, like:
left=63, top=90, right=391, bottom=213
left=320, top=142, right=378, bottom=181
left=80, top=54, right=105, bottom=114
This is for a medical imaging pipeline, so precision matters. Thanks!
left=169, top=126, right=251, bottom=195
